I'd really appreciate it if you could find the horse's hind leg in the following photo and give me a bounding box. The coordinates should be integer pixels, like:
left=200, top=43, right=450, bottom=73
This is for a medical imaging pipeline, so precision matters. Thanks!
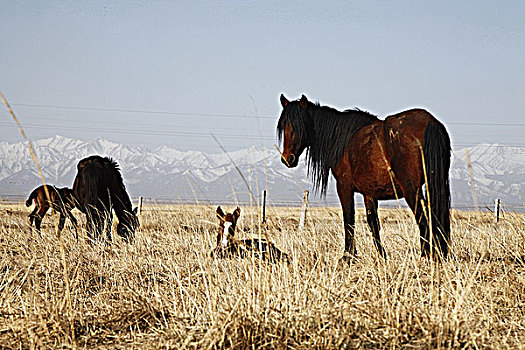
left=390, top=149, right=433, bottom=258
left=35, top=206, right=49, bottom=231
left=402, top=186, right=431, bottom=257
left=365, top=196, right=386, bottom=258
left=28, top=207, right=38, bottom=227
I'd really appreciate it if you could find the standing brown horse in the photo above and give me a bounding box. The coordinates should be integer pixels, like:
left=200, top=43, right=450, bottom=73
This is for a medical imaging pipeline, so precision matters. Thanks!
left=26, top=185, right=78, bottom=236
left=277, top=94, right=451, bottom=261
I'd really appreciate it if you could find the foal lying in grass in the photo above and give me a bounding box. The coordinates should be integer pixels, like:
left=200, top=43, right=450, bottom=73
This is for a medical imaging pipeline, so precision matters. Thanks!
left=210, top=206, right=289, bottom=263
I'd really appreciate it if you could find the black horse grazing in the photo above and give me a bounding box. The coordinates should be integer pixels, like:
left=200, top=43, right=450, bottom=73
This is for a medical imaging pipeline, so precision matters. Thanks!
left=26, top=185, right=78, bottom=237
left=278, top=94, right=451, bottom=261
left=72, top=155, right=138, bottom=242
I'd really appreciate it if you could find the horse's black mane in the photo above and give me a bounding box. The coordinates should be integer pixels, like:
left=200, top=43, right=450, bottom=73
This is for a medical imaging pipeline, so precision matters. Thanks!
left=277, top=99, right=378, bottom=195
left=77, top=155, right=131, bottom=209
left=78, top=155, right=125, bottom=184
left=78, top=155, right=120, bottom=171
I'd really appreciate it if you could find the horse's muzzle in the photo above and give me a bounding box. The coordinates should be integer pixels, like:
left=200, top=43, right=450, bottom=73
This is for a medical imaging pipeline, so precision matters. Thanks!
left=281, top=154, right=298, bottom=168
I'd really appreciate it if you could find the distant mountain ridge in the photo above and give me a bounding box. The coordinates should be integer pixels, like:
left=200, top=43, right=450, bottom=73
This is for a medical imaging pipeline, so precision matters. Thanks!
left=0, top=136, right=524, bottom=209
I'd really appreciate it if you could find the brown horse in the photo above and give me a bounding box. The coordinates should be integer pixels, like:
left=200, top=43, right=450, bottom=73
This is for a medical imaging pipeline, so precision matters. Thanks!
left=72, top=155, right=138, bottom=243
left=277, top=94, right=451, bottom=261
left=26, top=185, right=78, bottom=237
left=210, top=206, right=290, bottom=263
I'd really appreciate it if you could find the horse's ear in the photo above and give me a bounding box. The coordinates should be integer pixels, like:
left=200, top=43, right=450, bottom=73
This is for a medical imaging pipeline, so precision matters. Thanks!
left=216, top=206, right=225, bottom=220
left=233, top=207, right=241, bottom=221
left=299, top=94, right=308, bottom=110
left=133, top=207, right=138, bottom=215
left=280, top=94, right=289, bottom=108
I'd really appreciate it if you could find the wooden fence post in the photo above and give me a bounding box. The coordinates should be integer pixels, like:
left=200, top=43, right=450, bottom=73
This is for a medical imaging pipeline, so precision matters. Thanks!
left=137, top=196, right=143, bottom=215
left=299, top=190, right=309, bottom=232
left=260, top=190, right=266, bottom=224
left=495, top=198, right=500, bottom=223
left=465, top=149, right=479, bottom=211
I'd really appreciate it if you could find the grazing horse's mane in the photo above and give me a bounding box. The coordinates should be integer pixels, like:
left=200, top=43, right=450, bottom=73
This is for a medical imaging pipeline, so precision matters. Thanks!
left=277, top=99, right=378, bottom=195
left=77, top=155, right=132, bottom=211
left=77, top=155, right=121, bottom=173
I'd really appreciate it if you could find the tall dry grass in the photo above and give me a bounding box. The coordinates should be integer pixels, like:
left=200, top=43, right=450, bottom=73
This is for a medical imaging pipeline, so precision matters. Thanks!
left=0, top=203, right=524, bottom=349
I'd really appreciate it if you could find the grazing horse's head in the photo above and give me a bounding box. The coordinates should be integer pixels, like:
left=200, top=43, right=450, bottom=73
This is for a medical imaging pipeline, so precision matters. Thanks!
left=213, top=206, right=241, bottom=255
left=116, top=207, right=139, bottom=242
left=277, top=94, right=311, bottom=168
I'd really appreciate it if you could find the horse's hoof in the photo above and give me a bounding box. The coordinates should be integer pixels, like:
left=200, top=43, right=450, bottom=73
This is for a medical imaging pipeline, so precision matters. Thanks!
left=340, top=252, right=357, bottom=265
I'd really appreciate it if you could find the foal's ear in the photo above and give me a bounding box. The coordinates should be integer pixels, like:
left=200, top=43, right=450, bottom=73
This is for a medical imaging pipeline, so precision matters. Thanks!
left=280, top=94, right=289, bottom=108
left=216, top=206, right=225, bottom=220
left=233, top=207, right=241, bottom=221
left=299, top=94, right=308, bottom=110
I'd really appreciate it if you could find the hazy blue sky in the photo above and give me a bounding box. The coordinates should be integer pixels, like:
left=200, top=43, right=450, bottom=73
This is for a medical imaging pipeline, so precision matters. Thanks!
left=1, top=1, right=524, bottom=152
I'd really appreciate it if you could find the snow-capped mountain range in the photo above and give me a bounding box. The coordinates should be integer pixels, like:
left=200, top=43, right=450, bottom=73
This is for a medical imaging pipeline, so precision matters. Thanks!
left=0, top=136, right=524, bottom=209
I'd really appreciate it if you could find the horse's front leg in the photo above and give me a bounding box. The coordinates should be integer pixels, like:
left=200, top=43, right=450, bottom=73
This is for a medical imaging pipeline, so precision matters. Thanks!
left=337, top=183, right=356, bottom=262
left=104, top=211, right=113, bottom=243
left=365, top=196, right=386, bottom=259
left=85, top=209, right=97, bottom=242
left=67, top=211, right=79, bottom=241
left=57, top=212, right=66, bottom=235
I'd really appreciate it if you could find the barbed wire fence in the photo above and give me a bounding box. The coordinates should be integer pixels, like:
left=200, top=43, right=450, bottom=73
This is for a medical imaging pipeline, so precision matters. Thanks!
left=2, top=193, right=523, bottom=213
left=1, top=101, right=524, bottom=214
left=2, top=102, right=525, bottom=150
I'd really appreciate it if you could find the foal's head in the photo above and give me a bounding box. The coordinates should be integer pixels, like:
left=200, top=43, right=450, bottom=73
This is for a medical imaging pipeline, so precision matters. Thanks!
left=215, top=206, right=241, bottom=250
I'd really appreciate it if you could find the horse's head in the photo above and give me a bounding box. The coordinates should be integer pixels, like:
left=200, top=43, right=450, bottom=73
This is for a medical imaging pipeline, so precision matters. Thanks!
left=117, top=207, right=139, bottom=243
left=277, top=94, right=311, bottom=168
left=213, top=206, right=240, bottom=256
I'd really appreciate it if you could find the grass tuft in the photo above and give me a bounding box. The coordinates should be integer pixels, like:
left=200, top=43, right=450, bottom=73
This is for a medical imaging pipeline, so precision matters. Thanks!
left=0, top=204, right=524, bottom=348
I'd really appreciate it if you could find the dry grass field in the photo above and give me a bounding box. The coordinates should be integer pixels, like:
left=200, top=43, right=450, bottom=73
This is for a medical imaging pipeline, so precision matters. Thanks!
left=1, top=202, right=524, bottom=349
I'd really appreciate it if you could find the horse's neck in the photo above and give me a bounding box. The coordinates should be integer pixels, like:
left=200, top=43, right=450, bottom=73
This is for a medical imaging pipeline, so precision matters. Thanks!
left=114, top=205, right=132, bottom=221
left=307, top=107, right=341, bottom=142
left=305, top=106, right=377, bottom=195
left=309, top=107, right=353, bottom=135
left=111, top=187, right=133, bottom=220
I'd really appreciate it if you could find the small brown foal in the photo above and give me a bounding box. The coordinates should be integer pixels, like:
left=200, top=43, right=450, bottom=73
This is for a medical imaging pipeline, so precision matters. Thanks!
left=26, top=185, right=78, bottom=237
left=210, top=206, right=289, bottom=263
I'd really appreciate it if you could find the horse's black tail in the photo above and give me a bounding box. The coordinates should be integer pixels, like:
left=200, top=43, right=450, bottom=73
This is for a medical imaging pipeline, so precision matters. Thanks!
left=423, top=121, right=451, bottom=258
left=25, top=187, right=40, bottom=207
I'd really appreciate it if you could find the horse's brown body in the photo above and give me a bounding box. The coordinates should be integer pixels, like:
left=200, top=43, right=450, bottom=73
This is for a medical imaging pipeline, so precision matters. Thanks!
left=332, top=109, right=445, bottom=257
left=278, top=95, right=451, bottom=260
left=26, top=185, right=78, bottom=236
